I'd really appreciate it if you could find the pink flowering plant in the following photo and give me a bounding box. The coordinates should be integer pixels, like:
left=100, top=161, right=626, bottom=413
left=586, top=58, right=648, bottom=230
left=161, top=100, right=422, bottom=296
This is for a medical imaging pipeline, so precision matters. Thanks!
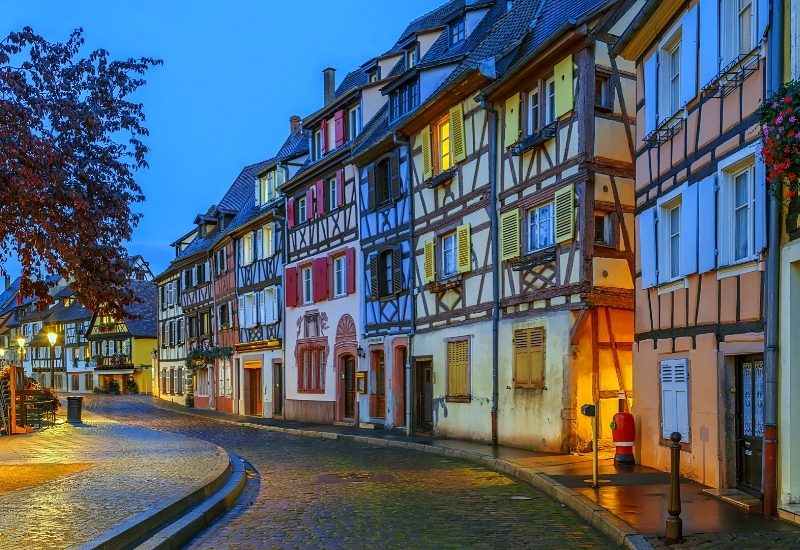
left=758, top=79, right=800, bottom=205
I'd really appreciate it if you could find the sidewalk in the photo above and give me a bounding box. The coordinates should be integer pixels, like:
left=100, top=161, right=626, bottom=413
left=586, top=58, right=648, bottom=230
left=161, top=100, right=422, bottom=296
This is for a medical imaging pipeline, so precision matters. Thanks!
left=140, top=395, right=800, bottom=549
left=0, top=408, right=230, bottom=550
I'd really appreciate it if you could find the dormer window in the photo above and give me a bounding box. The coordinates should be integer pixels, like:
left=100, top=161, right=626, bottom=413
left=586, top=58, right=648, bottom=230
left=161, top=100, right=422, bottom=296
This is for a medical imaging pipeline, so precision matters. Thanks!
left=312, top=130, right=323, bottom=161
left=368, top=67, right=381, bottom=83
left=450, top=19, right=466, bottom=46
left=407, top=46, right=417, bottom=68
left=348, top=106, right=360, bottom=140
left=390, top=78, right=420, bottom=120
left=258, top=167, right=285, bottom=206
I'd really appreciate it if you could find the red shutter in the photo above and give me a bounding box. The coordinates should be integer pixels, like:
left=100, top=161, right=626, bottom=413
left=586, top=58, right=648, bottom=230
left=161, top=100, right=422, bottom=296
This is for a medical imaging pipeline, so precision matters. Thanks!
left=316, top=179, right=325, bottom=216
left=285, top=267, right=297, bottom=308
left=305, top=188, right=314, bottom=220
left=320, top=119, right=327, bottom=155
left=336, top=170, right=344, bottom=208
left=334, top=110, right=346, bottom=147
left=313, top=257, right=328, bottom=302
left=346, top=247, right=356, bottom=294
left=287, top=198, right=295, bottom=229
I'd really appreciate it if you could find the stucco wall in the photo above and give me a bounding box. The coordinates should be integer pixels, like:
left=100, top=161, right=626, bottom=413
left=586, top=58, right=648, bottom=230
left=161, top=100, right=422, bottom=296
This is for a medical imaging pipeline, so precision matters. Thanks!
left=779, top=240, right=800, bottom=505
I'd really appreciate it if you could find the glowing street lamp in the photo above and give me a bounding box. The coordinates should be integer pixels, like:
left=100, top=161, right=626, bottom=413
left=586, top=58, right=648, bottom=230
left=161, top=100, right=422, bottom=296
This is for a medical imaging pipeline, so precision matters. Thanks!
left=47, top=331, right=57, bottom=390
left=16, top=336, right=25, bottom=363
left=0, top=347, right=5, bottom=366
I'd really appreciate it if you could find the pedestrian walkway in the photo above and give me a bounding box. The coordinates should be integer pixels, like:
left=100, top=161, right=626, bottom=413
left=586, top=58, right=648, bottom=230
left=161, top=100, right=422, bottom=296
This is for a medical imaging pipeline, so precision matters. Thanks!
left=140, top=395, right=800, bottom=549
left=0, top=408, right=230, bottom=550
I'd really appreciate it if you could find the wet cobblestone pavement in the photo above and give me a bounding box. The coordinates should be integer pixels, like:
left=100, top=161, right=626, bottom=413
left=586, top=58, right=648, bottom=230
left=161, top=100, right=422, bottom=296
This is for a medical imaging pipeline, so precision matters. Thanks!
left=0, top=410, right=227, bottom=550
left=82, top=395, right=614, bottom=549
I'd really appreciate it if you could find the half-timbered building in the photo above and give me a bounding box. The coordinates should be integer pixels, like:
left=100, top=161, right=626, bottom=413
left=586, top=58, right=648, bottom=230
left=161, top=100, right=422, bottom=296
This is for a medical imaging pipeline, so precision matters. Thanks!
left=230, top=119, right=308, bottom=418
left=50, top=286, right=93, bottom=393
left=613, top=0, right=771, bottom=492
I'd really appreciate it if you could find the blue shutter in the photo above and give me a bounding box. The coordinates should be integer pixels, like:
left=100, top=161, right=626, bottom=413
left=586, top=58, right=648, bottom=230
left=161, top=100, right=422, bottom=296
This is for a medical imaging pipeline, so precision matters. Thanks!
left=698, top=175, right=718, bottom=273
left=681, top=183, right=698, bottom=275
left=673, top=360, right=690, bottom=442
left=757, top=0, right=768, bottom=41
left=755, top=154, right=767, bottom=253
left=680, top=6, right=698, bottom=106
left=698, top=0, right=719, bottom=89
left=660, top=361, right=676, bottom=438
left=640, top=207, right=658, bottom=289
left=644, top=52, right=658, bottom=135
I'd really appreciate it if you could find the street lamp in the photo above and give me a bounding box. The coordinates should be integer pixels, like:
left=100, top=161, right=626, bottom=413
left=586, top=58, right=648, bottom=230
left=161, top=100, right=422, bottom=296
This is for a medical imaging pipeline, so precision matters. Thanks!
left=48, top=331, right=57, bottom=390
left=0, top=347, right=5, bottom=366
left=17, top=336, right=26, bottom=364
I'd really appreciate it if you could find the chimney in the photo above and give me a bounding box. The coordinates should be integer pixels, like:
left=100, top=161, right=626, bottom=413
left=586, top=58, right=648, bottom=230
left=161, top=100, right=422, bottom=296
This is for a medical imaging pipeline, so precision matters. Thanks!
left=323, top=68, right=336, bottom=106
left=4, top=275, right=9, bottom=290
left=290, top=115, right=301, bottom=134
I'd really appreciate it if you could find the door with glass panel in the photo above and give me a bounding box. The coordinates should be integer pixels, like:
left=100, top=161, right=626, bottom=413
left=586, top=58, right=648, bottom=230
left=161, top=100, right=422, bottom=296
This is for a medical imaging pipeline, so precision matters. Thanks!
left=736, top=354, right=764, bottom=495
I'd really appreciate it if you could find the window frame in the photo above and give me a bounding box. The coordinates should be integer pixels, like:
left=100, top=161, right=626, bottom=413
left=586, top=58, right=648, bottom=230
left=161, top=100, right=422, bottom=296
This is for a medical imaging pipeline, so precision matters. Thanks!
left=297, top=343, right=326, bottom=394
left=301, top=265, right=313, bottom=305
left=721, top=157, right=758, bottom=264
left=242, top=233, right=253, bottom=265
left=262, top=224, right=274, bottom=257
left=440, top=231, right=458, bottom=279
left=333, top=255, right=347, bottom=298
left=445, top=336, right=471, bottom=402
left=436, top=115, right=452, bottom=174
left=312, top=130, right=322, bottom=161
left=450, top=18, right=466, bottom=46
left=297, top=196, right=307, bottom=225
left=527, top=202, right=555, bottom=253
left=528, top=87, right=540, bottom=135
left=721, top=0, right=755, bottom=66
left=659, top=30, right=683, bottom=122
left=378, top=249, right=394, bottom=298
left=545, top=78, right=556, bottom=125
left=375, top=158, right=391, bottom=206
left=327, top=176, right=338, bottom=211
left=349, top=105, right=360, bottom=140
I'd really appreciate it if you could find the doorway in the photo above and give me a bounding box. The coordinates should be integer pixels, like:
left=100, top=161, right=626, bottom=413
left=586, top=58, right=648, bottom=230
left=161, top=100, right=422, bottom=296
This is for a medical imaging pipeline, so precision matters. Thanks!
left=373, top=350, right=386, bottom=418
left=416, top=359, right=433, bottom=432
left=344, top=355, right=356, bottom=419
left=736, top=354, right=764, bottom=496
left=272, top=362, right=283, bottom=419
left=248, top=368, right=262, bottom=416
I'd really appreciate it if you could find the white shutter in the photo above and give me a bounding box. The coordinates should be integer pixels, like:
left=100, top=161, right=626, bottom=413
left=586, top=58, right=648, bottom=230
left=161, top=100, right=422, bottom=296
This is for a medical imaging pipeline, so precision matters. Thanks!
left=250, top=293, right=258, bottom=328
left=272, top=287, right=280, bottom=324
left=756, top=0, right=768, bottom=41
left=254, top=175, right=260, bottom=206
left=680, top=6, right=698, bottom=106
left=680, top=183, right=698, bottom=275
left=718, top=174, right=731, bottom=267
left=238, top=239, right=244, bottom=266
left=660, top=361, right=677, bottom=438
left=644, top=52, right=658, bottom=136
left=259, top=289, right=267, bottom=325
left=237, top=297, right=245, bottom=329
left=271, top=224, right=278, bottom=258
left=256, top=230, right=263, bottom=260
left=206, top=261, right=211, bottom=281
left=755, top=155, right=767, bottom=253
left=698, top=0, right=719, bottom=89
left=640, top=207, right=658, bottom=289
left=698, top=175, right=717, bottom=273
left=661, top=359, right=690, bottom=442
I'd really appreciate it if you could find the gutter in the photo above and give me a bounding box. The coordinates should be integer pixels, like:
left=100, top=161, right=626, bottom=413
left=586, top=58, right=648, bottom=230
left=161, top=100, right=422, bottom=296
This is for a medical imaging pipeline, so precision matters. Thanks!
left=479, top=99, right=500, bottom=447
left=608, top=0, right=666, bottom=58
left=394, top=130, right=415, bottom=437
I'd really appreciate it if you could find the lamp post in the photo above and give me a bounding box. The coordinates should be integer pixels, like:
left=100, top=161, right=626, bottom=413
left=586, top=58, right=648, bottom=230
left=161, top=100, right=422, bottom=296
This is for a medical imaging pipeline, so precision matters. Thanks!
left=47, top=331, right=57, bottom=390
left=0, top=347, right=5, bottom=366
left=17, top=336, right=26, bottom=366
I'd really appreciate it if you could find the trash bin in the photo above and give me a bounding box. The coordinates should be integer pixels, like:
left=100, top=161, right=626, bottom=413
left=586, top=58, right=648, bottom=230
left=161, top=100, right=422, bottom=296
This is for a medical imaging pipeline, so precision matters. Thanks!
left=66, top=396, right=83, bottom=424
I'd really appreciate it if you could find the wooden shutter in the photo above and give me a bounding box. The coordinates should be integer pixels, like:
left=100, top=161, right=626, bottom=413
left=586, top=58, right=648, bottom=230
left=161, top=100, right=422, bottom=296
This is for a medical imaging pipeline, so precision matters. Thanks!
left=367, top=166, right=376, bottom=210
left=504, top=94, right=521, bottom=148
left=554, top=55, right=574, bottom=118
left=449, top=103, right=466, bottom=163
left=336, top=169, right=344, bottom=208
left=698, top=175, right=717, bottom=273
left=755, top=155, right=767, bottom=252
left=757, top=0, right=768, bottom=42
left=237, top=297, right=245, bottom=329
left=513, top=328, right=545, bottom=389
left=554, top=184, right=574, bottom=243
left=644, top=52, right=657, bottom=135
left=316, top=180, right=325, bottom=217
left=698, top=0, right=719, bottom=88
left=500, top=209, right=521, bottom=261
left=421, top=126, right=433, bottom=181
left=313, top=257, right=328, bottom=302
left=287, top=198, right=295, bottom=229
left=272, top=287, right=280, bottom=323
left=254, top=173, right=260, bottom=206
left=250, top=293, right=258, bottom=327
left=285, top=267, right=297, bottom=308
left=259, top=289, right=267, bottom=325
left=345, top=247, right=356, bottom=294
left=392, top=247, right=403, bottom=293
left=334, top=109, right=346, bottom=147
left=320, top=119, right=327, bottom=155
left=660, top=359, right=689, bottom=441
left=390, top=153, right=401, bottom=199
left=305, top=188, right=314, bottom=220
left=680, top=183, right=698, bottom=276
left=456, top=224, right=471, bottom=273
left=640, top=206, right=658, bottom=288
left=423, top=238, right=435, bottom=283
left=370, top=254, right=379, bottom=298
left=447, top=339, right=469, bottom=397
left=255, top=230, right=263, bottom=261
left=681, top=6, right=698, bottom=106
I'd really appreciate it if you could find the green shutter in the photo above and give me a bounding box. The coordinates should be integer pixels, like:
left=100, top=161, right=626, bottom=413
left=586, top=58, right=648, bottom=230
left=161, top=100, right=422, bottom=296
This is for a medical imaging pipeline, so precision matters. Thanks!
left=450, top=104, right=467, bottom=163
left=554, top=55, right=574, bottom=118
left=554, top=184, right=575, bottom=243
left=504, top=94, right=521, bottom=148
left=421, top=126, right=433, bottom=181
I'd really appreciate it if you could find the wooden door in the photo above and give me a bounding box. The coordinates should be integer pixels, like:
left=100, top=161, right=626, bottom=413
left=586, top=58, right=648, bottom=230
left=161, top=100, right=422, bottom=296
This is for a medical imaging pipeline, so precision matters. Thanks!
left=249, top=369, right=262, bottom=416
left=736, top=354, right=764, bottom=495
left=272, top=363, right=283, bottom=418
left=376, top=351, right=386, bottom=418
left=416, top=360, right=433, bottom=432
left=344, top=356, right=355, bottom=419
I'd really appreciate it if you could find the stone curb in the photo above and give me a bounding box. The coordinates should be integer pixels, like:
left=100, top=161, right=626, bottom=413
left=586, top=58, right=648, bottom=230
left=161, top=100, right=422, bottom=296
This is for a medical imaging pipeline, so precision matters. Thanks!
left=134, top=454, right=247, bottom=550
left=76, top=445, right=233, bottom=550
left=144, top=399, right=654, bottom=550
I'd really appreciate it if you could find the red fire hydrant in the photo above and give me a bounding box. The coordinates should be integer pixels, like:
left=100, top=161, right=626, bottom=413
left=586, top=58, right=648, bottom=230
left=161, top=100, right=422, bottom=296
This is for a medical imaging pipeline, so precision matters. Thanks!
left=610, top=411, right=636, bottom=465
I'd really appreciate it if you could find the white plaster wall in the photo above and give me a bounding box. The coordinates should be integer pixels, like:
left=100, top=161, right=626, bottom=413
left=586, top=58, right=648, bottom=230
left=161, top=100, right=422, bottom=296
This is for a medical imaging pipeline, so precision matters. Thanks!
left=779, top=239, right=800, bottom=505
left=361, top=86, right=386, bottom=127
left=378, top=55, right=402, bottom=79
left=417, top=30, right=442, bottom=59
left=420, top=64, right=458, bottom=104
left=466, top=8, right=490, bottom=36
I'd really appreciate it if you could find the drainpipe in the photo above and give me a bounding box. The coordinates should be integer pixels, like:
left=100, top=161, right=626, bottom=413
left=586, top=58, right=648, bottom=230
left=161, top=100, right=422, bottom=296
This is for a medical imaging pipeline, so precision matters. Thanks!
left=480, top=99, right=500, bottom=446
left=394, top=131, right=415, bottom=437
left=763, top=0, right=783, bottom=518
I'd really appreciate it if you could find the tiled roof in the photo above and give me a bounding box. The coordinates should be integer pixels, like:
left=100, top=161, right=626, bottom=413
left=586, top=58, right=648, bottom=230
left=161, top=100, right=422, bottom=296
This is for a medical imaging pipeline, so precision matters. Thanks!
left=50, top=299, right=92, bottom=323
left=396, top=0, right=465, bottom=43
left=334, top=69, right=369, bottom=100
left=217, top=159, right=275, bottom=212
left=349, top=104, right=391, bottom=160
left=124, top=280, right=157, bottom=338
left=0, top=277, right=20, bottom=312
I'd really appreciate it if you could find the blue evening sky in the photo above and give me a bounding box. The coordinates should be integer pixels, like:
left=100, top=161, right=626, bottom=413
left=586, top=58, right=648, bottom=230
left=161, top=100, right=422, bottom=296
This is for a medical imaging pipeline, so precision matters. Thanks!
left=3, top=1, right=436, bottom=277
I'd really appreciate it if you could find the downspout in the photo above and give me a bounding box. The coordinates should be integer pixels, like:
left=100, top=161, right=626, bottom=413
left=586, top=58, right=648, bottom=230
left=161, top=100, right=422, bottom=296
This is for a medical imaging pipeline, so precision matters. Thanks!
left=279, top=162, right=289, bottom=416
left=394, top=131, right=415, bottom=437
left=480, top=99, right=500, bottom=447
left=763, top=0, right=783, bottom=518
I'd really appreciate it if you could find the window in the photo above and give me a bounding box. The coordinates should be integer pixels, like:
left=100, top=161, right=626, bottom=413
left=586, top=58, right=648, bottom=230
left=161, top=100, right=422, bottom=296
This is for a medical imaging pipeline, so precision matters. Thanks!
left=349, top=106, right=360, bottom=139
left=184, top=269, right=193, bottom=288
left=196, top=262, right=207, bottom=284
left=446, top=338, right=470, bottom=399
left=263, top=225, right=274, bottom=257
left=390, top=79, right=420, bottom=120
left=218, top=303, right=230, bottom=329
left=376, top=159, right=391, bottom=205
left=242, top=233, right=253, bottom=265
left=378, top=250, right=393, bottom=297
left=661, top=36, right=682, bottom=119
left=216, top=248, right=226, bottom=275
left=660, top=359, right=689, bottom=442
left=188, top=316, right=197, bottom=339
left=528, top=203, right=554, bottom=251
left=667, top=204, right=681, bottom=279
left=263, top=287, right=279, bottom=324
left=71, top=374, right=79, bottom=391
left=304, top=312, right=320, bottom=338
left=312, top=130, right=323, bottom=161
left=368, top=70, right=379, bottom=83
left=720, top=161, right=757, bottom=262
left=528, top=88, right=540, bottom=134
left=302, top=266, right=313, bottom=304
left=441, top=232, right=457, bottom=278
left=514, top=328, right=545, bottom=389
left=298, top=344, right=326, bottom=393
left=733, top=168, right=751, bottom=261
left=722, top=0, right=754, bottom=65
left=438, top=117, right=451, bottom=172
left=199, top=311, right=210, bottom=335
left=196, top=368, right=208, bottom=397
left=327, top=176, right=338, bottom=211
left=177, top=318, right=183, bottom=344
left=333, top=255, right=347, bottom=298
left=259, top=168, right=282, bottom=205
left=407, top=47, right=417, bottom=68
left=85, top=373, right=93, bottom=390
left=594, top=213, right=614, bottom=246
left=595, top=76, right=611, bottom=108
left=545, top=79, right=556, bottom=124
left=450, top=19, right=466, bottom=45
left=176, top=367, right=184, bottom=395
left=297, top=196, right=307, bottom=225
left=160, top=285, right=166, bottom=309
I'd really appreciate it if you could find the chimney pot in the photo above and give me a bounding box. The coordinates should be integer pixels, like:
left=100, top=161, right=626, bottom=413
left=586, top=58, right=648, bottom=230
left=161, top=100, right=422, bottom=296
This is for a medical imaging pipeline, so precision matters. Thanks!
left=323, top=68, right=336, bottom=106
left=290, top=115, right=301, bottom=134
left=4, top=276, right=9, bottom=291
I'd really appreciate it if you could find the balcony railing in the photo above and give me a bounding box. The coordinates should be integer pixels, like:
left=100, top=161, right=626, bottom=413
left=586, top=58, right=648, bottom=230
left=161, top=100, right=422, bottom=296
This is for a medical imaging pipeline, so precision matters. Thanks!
left=31, top=358, right=64, bottom=372
left=92, top=322, right=127, bottom=335
left=94, top=355, right=132, bottom=369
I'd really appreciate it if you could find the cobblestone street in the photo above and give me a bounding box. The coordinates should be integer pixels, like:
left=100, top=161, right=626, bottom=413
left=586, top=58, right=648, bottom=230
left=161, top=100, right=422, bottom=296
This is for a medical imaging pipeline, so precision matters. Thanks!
left=82, top=395, right=614, bottom=549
